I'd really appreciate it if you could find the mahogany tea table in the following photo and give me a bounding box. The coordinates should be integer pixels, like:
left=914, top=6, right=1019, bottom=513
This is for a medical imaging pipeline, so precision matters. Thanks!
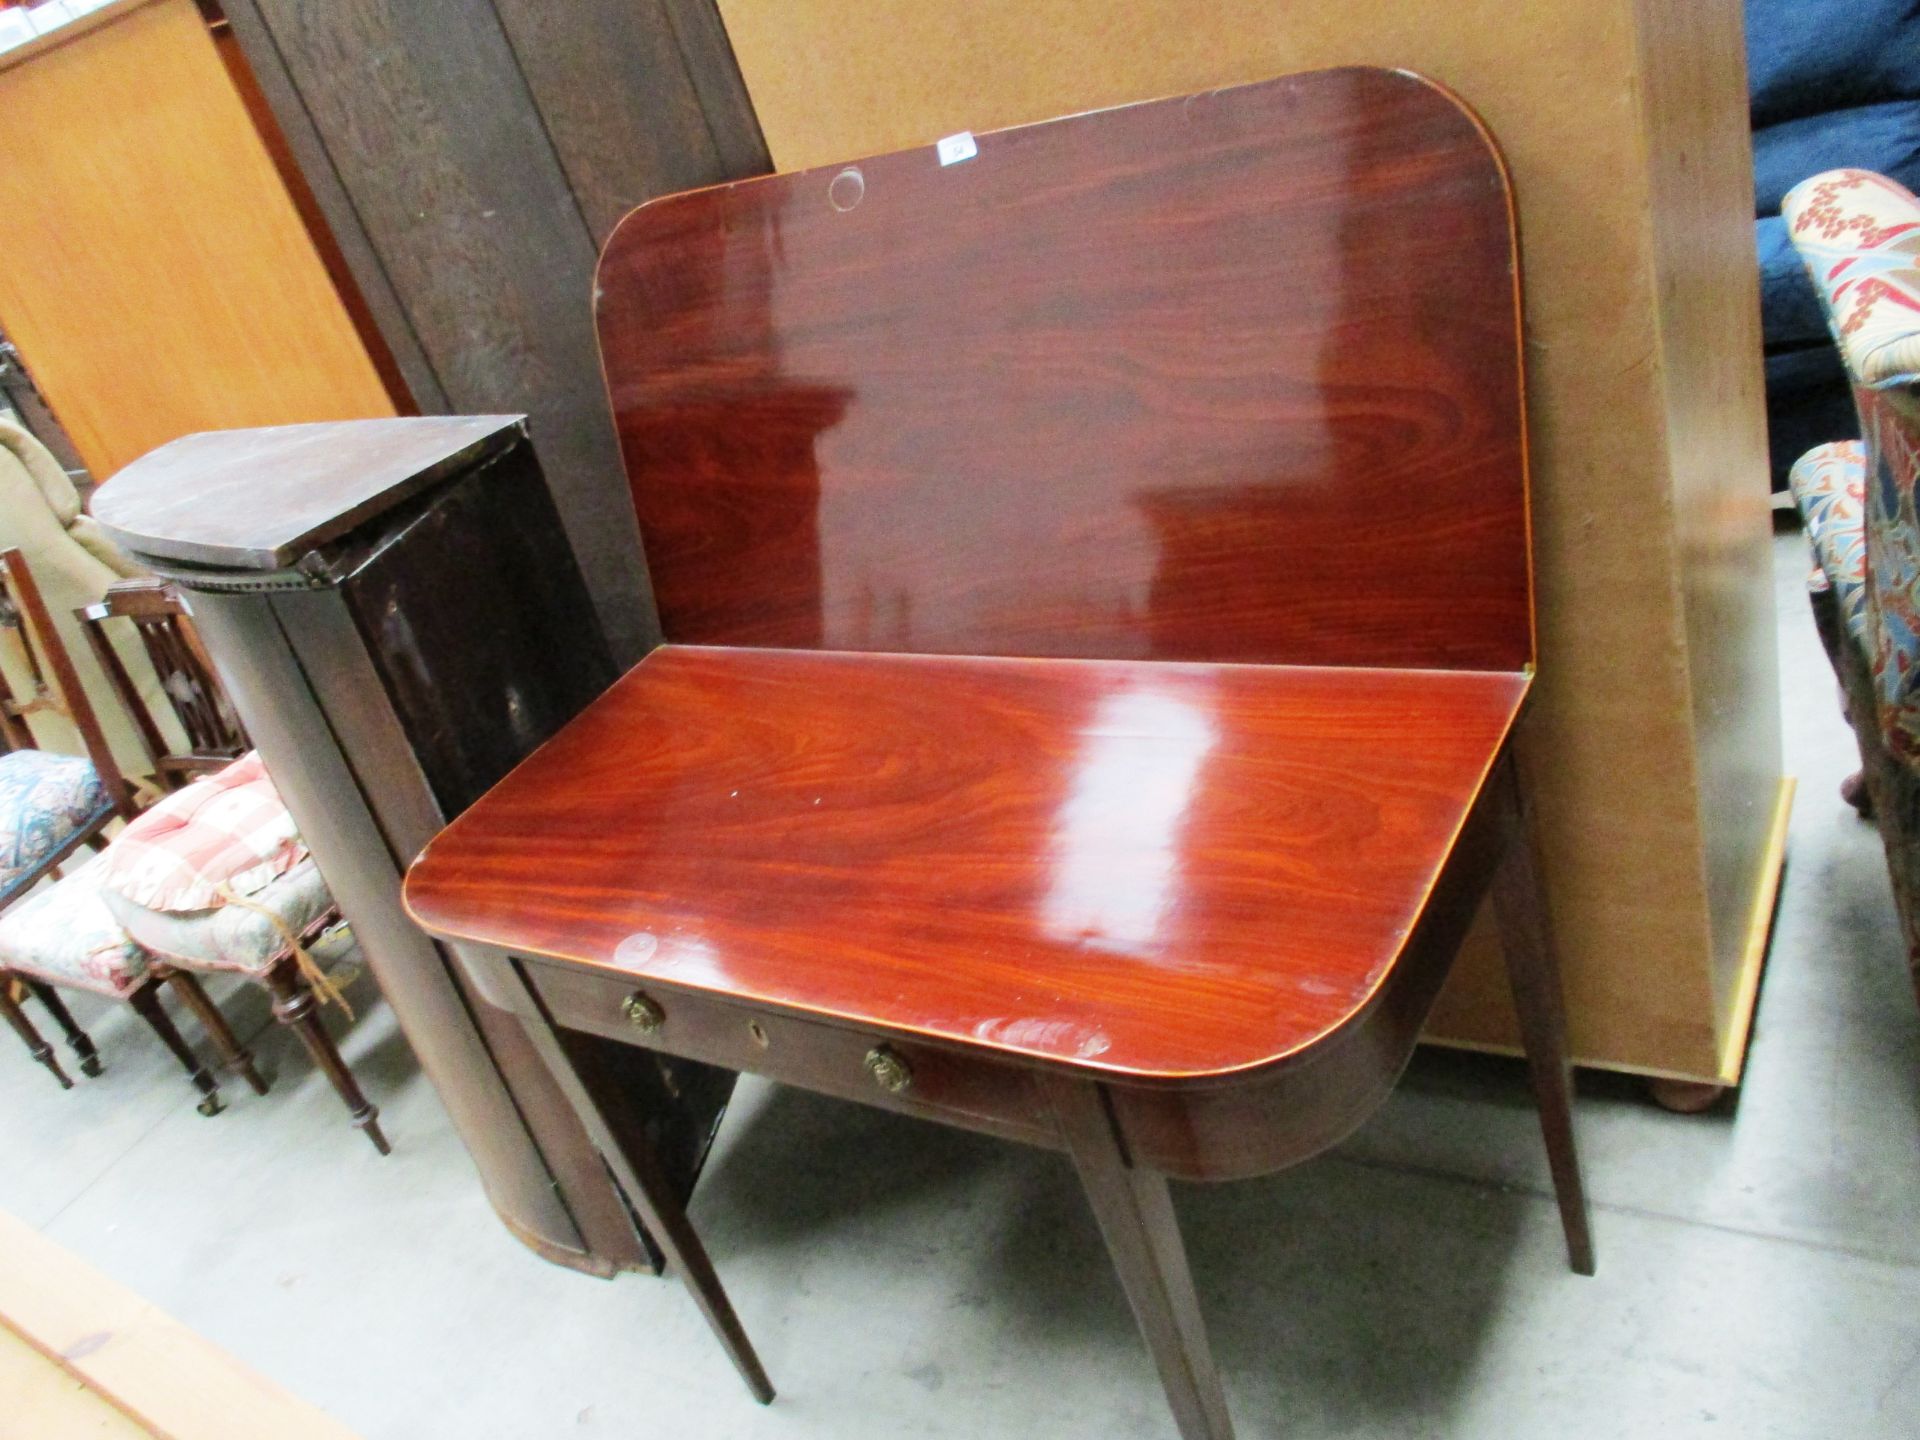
left=404, top=65, right=1593, bottom=1439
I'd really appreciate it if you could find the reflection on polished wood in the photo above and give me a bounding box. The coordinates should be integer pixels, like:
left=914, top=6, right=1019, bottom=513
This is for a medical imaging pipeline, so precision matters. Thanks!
left=596, top=66, right=1530, bottom=671
left=408, top=646, right=1529, bottom=1079
left=405, top=66, right=1588, bottom=1440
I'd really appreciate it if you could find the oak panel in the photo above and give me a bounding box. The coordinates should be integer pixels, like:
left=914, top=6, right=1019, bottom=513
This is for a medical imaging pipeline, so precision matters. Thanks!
left=406, top=644, right=1528, bottom=1080
left=491, top=0, right=769, bottom=244
left=598, top=68, right=1530, bottom=670
left=241, top=0, right=653, bottom=661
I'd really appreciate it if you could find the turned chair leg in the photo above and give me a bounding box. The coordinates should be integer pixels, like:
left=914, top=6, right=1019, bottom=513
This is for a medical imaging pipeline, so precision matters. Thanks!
left=1489, top=756, right=1596, bottom=1276
left=127, top=980, right=224, bottom=1116
left=264, top=958, right=389, bottom=1156
left=23, top=979, right=103, bottom=1078
left=1, top=975, right=73, bottom=1088
left=1046, top=1075, right=1235, bottom=1440
left=161, top=970, right=269, bottom=1095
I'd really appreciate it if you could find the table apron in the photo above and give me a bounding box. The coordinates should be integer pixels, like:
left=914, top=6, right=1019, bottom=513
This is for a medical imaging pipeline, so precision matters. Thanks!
left=518, top=956, right=1066, bottom=1152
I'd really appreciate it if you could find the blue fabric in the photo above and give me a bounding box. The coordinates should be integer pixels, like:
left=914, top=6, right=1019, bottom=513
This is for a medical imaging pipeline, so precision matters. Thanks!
left=1754, top=101, right=1920, bottom=218
left=1759, top=214, right=1835, bottom=350
left=1746, top=0, right=1920, bottom=129
left=1767, top=344, right=1860, bottom=485
left=0, top=750, right=113, bottom=907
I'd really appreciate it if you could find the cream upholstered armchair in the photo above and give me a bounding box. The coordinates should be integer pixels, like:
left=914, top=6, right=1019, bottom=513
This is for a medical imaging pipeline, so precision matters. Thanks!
left=1785, top=168, right=1920, bottom=1002
left=0, top=417, right=182, bottom=779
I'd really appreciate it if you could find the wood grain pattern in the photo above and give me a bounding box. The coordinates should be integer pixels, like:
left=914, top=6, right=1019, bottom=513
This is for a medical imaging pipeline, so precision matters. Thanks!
left=1629, top=0, right=1783, bottom=1070
left=0, top=0, right=393, bottom=480
left=241, top=0, right=653, bottom=661
left=597, top=68, right=1530, bottom=670
left=407, top=645, right=1528, bottom=1079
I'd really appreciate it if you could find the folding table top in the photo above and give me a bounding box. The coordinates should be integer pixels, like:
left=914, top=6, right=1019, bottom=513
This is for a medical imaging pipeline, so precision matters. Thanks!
left=593, top=65, right=1529, bottom=673
left=404, top=647, right=1528, bottom=1080
left=404, top=66, right=1533, bottom=1083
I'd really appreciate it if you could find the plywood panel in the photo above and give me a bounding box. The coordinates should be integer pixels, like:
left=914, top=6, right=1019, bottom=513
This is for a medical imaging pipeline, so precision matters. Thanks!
left=0, top=0, right=393, bottom=479
left=1631, top=0, right=1785, bottom=1068
left=712, top=0, right=1784, bottom=1078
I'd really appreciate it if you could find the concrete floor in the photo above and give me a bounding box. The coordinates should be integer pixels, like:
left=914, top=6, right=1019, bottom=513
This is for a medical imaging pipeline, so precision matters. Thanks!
left=4, top=527, right=1919, bottom=1439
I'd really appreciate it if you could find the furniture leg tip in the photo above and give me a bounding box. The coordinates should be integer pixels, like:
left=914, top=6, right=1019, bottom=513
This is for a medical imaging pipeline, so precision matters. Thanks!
left=363, top=1120, right=392, bottom=1156
left=244, top=1069, right=270, bottom=1096
left=79, top=1056, right=104, bottom=1078
left=196, top=1092, right=226, bottom=1117
left=1840, top=769, right=1875, bottom=819
left=1647, top=1078, right=1728, bottom=1114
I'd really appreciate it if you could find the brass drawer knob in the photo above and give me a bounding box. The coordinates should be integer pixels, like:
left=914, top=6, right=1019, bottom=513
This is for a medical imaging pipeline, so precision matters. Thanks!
left=864, top=1045, right=912, bottom=1094
left=621, top=991, right=665, bottom=1033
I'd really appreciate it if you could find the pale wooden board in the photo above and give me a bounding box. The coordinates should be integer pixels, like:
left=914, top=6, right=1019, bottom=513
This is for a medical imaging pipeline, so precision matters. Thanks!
left=0, top=1323, right=154, bottom=1440
left=712, top=0, right=1783, bottom=1080
left=0, top=1210, right=359, bottom=1440
left=0, top=0, right=393, bottom=480
left=1715, top=777, right=1798, bottom=1084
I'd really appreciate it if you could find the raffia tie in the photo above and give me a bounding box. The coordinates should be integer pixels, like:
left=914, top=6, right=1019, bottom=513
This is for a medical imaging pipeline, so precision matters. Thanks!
left=213, top=882, right=353, bottom=1020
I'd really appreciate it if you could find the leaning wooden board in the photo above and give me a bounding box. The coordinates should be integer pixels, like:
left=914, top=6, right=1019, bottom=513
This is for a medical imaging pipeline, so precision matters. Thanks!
left=708, top=0, right=1788, bottom=1086
left=0, top=1210, right=357, bottom=1440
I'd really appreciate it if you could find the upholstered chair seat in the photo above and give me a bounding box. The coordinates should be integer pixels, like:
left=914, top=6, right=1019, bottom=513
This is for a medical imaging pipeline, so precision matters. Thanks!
left=104, top=856, right=333, bottom=976
left=0, top=852, right=148, bottom=995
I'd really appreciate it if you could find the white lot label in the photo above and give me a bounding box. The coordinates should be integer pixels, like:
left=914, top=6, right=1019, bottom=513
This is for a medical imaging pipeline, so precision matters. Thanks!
left=936, top=131, right=978, bottom=166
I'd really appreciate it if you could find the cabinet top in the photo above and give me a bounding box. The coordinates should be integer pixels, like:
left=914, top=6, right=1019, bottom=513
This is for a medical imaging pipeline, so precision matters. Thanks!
left=89, top=416, right=525, bottom=571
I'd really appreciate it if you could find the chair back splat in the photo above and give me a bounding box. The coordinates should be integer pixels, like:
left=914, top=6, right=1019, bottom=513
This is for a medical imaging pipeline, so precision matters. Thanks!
left=77, top=578, right=248, bottom=792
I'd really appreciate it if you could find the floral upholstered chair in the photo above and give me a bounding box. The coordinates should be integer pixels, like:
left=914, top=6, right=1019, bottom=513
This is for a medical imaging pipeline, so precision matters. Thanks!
left=1785, top=168, right=1920, bottom=1001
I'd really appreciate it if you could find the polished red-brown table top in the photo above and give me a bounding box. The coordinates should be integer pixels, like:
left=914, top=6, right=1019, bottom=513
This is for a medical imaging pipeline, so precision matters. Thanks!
left=405, top=645, right=1528, bottom=1081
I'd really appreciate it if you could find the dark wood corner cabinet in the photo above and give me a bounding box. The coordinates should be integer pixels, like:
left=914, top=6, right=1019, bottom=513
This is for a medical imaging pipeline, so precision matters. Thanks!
left=90, top=415, right=733, bottom=1278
